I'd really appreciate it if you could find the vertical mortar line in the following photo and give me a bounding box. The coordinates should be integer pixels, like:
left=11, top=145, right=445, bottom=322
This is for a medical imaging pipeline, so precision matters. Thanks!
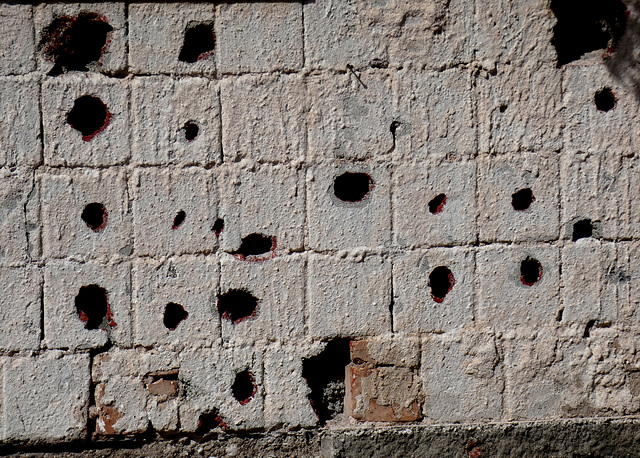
left=218, top=80, right=224, bottom=164
left=300, top=0, right=306, bottom=70
left=557, top=64, right=566, bottom=324
left=469, top=65, right=481, bottom=328
left=388, top=163, right=395, bottom=333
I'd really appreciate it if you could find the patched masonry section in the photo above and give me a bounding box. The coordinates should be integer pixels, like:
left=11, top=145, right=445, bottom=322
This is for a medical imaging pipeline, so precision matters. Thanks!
left=1, top=0, right=640, bottom=446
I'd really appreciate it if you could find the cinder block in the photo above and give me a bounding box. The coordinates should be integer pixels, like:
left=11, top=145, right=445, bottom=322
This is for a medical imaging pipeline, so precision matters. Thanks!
left=394, top=68, right=476, bottom=161
left=478, top=152, right=560, bottom=243
left=502, top=334, right=591, bottom=420
left=393, top=160, right=477, bottom=248
left=133, top=255, right=220, bottom=348
left=477, top=63, right=563, bottom=153
left=217, top=164, right=304, bottom=254
left=307, top=70, right=395, bottom=162
left=221, top=73, right=306, bottom=163
left=42, top=74, right=130, bottom=166
left=129, top=3, right=216, bottom=75
left=35, top=3, right=126, bottom=75
left=473, top=0, right=556, bottom=65
left=393, top=248, right=474, bottom=333
left=219, top=253, right=304, bottom=344
left=304, top=0, right=473, bottom=70
left=0, top=266, right=41, bottom=351
left=564, top=65, right=640, bottom=154
left=2, top=353, right=89, bottom=441
left=131, top=167, right=218, bottom=257
left=0, top=5, right=36, bottom=75
left=180, top=346, right=264, bottom=431
left=217, top=2, right=302, bottom=74
left=307, top=253, right=392, bottom=339
left=421, top=329, right=503, bottom=423
left=264, top=343, right=317, bottom=428
left=44, top=259, right=131, bottom=350
left=477, top=244, right=560, bottom=331
left=307, top=165, right=391, bottom=251
left=0, top=168, right=38, bottom=266
left=0, top=77, right=41, bottom=166
left=131, top=76, right=221, bottom=166
left=561, top=240, right=617, bottom=330
left=41, top=168, right=132, bottom=262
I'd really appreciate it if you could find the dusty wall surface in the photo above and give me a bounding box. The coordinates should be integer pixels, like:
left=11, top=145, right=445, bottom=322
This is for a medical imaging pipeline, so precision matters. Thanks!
left=1, top=0, right=640, bottom=454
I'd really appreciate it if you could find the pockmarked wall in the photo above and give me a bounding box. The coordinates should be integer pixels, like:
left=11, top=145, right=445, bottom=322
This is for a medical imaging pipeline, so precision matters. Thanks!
left=1, top=0, right=640, bottom=447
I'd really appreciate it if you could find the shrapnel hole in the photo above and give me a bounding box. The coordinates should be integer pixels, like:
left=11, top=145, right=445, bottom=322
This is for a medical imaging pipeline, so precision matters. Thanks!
left=512, top=188, right=535, bottom=211
left=429, top=193, right=447, bottom=214
left=183, top=121, right=199, bottom=141
left=163, top=302, right=188, bottom=330
left=573, top=218, right=593, bottom=241
left=196, top=409, right=226, bottom=435
left=179, top=23, right=216, bottom=63
left=232, top=369, right=257, bottom=405
left=232, top=233, right=276, bottom=259
left=75, top=284, right=115, bottom=330
left=594, top=87, right=617, bottom=112
left=521, top=257, right=543, bottom=286
left=217, top=289, right=259, bottom=324
left=66, top=95, right=111, bottom=141
left=334, top=172, right=374, bottom=202
left=212, top=218, right=224, bottom=236
left=81, top=202, right=107, bottom=232
left=172, top=210, right=186, bottom=230
left=429, top=266, right=455, bottom=303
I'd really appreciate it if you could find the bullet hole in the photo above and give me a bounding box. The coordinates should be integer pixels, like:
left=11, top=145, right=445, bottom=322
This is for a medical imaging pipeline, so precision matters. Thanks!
left=429, top=193, right=447, bottom=214
left=572, top=218, right=593, bottom=241
left=196, top=409, right=226, bottom=435
left=179, top=23, right=215, bottom=63
left=66, top=95, right=111, bottom=141
left=429, top=266, right=455, bottom=303
left=75, top=284, right=115, bottom=330
left=583, top=319, right=611, bottom=337
left=595, top=87, right=617, bottom=112
left=81, top=202, right=107, bottom=232
left=232, top=369, right=257, bottom=405
left=334, top=172, right=374, bottom=202
left=39, top=12, right=113, bottom=76
left=231, top=233, right=276, bottom=260
left=550, top=0, right=628, bottom=67
left=172, top=210, right=186, bottom=230
left=521, top=257, right=543, bottom=286
left=511, top=188, right=535, bottom=211
left=183, top=121, right=199, bottom=141
left=217, top=289, right=259, bottom=324
left=163, top=302, right=188, bottom=331
left=302, top=339, right=351, bottom=425
left=212, top=218, right=224, bottom=236
left=499, top=104, right=508, bottom=113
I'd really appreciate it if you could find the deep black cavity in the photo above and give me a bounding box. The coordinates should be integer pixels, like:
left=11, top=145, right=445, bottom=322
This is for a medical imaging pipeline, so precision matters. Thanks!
left=66, top=95, right=110, bottom=140
left=179, top=23, right=216, bottom=63
left=81, top=202, right=107, bottom=232
left=512, top=188, right=535, bottom=211
left=550, top=0, right=628, bottom=67
left=172, top=210, right=186, bottom=229
left=428, top=193, right=447, bottom=214
left=521, top=257, right=543, bottom=286
left=334, top=172, right=373, bottom=202
left=75, top=284, right=110, bottom=330
left=163, top=302, right=188, bottom=330
left=595, top=87, right=617, bottom=112
left=212, top=218, right=224, bottom=236
left=217, top=289, right=259, bottom=324
left=232, top=233, right=275, bottom=258
left=196, top=410, right=225, bottom=435
left=429, top=266, right=455, bottom=303
left=184, top=122, right=199, bottom=141
left=39, top=12, right=113, bottom=75
left=302, top=339, right=351, bottom=425
left=573, top=219, right=593, bottom=241
left=232, top=369, right=257, bottom=405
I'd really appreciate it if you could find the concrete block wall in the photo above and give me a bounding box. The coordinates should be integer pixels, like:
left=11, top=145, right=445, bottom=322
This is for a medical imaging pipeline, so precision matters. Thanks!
left=1, top=0, right=640, bottom=445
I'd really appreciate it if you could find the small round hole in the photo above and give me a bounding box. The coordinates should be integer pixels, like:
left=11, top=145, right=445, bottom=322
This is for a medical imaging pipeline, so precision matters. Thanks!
left=428, top=193, right=447, bottom=214
left=172, top=210, right=186, bottom=230
left=81, top=202, right=107, bottom=232
left=511, top=188, right=535, bottom=211
left=75, top=284, right=115, bottom=330
left=334, top=172, right=373, bottom=202
left=212, top=218, right=224, bottom=236
left=183, top=121, right=199, bottom=141
left=499, top=104, right=508, bottom=113
left=66, top=95, right=111, bottom=141
left=429, top=266, right=455, bottom=303
left=572, top=218, right=593, bottom=241
left=232, top=369, right=257, bottom=405
left=595, top=87, right=617, bottom=112
left=520, top=257, right=543, bottom=286
left=163, top=302, right=188, bottom=330
left=217, top=289, right=259, bottom=324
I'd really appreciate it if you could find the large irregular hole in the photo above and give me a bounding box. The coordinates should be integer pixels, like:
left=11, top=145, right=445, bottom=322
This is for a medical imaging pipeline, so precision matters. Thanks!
left=81, top=202, right=107, bottom=232
left=179, top=23, right=216, bottom=63
left=429, top=266, right=455, bottom=303
left=66, top=95, right=111, bottom=141
left=231, top=369, right=258, bottom=405
left=183, top=121, right=199, bottom=141
left=428, top=193, right=447, bottom=214
left=573, top=218, right=593, bottom=241
left=196, top=409, right=226, bottom=435
left=172, top=210, right=186, bottom=230
left=302, top=339, right=351, bottom=425
left=217, top=289, right=259, bottom=324
left=163, top=302, right=188, bottom=331
left=231, top=233, right=276, bottom=260
left=39, top=12, right=113, bottom=76
left=595, top=87, right=617, bottom=112
left=511, top=188, right=535, bottom=211
left=212, top=218, right=224, bottom=237
left=550, top=0, right=628, bottom=67
left=75, top=284, right=115, bottom=330
left=521, top=257, right=543, bottom=286
left=334, top=172, right=374, bottom=202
